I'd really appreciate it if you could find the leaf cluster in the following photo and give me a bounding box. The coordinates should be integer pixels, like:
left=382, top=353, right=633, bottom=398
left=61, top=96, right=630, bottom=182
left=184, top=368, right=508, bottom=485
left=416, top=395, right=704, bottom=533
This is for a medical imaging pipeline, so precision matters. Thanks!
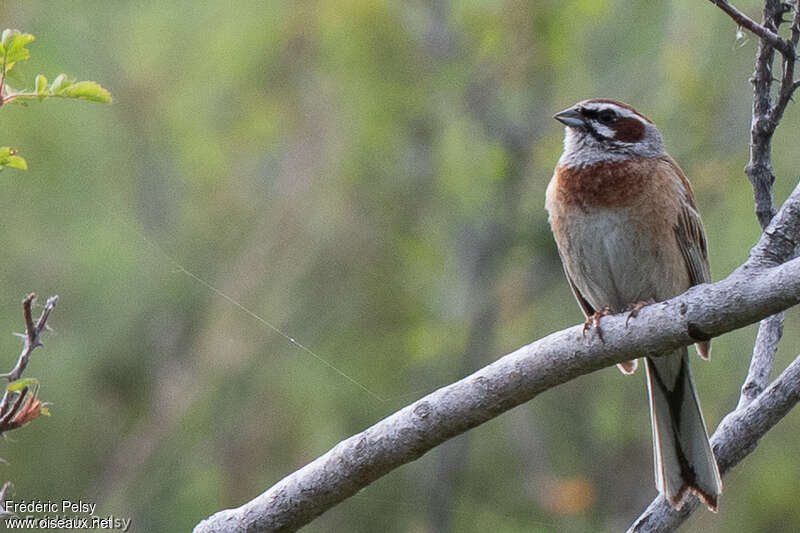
left=0, top=29, right=111, bottom=170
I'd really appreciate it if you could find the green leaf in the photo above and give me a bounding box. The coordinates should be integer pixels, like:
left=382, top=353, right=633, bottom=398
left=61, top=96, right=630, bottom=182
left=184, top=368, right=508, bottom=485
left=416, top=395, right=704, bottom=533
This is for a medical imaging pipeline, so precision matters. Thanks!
left=61, top=80, right=112, bottom=103
left=6, top=377, right=38, bottom=392
left=49, top=73, right=71, bottom=94
left=34, top=74, right=47, bottom=97
left=0, top=30, right=35, bottom=72
left=3, top=155, right=27, bottom=169
left=0, top=147, right=27, bottom=170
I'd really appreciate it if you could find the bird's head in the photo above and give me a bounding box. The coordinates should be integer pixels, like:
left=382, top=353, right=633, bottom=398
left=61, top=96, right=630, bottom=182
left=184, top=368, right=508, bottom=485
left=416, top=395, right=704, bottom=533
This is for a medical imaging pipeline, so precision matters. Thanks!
left=554, top=99, right=664, bottom=166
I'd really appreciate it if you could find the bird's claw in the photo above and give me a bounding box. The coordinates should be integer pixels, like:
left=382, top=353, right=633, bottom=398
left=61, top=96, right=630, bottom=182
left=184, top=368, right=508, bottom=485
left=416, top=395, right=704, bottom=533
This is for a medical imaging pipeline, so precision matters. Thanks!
left=582, top=307, right=613, bottom=342
left=625, top=299, right=656, bottom=326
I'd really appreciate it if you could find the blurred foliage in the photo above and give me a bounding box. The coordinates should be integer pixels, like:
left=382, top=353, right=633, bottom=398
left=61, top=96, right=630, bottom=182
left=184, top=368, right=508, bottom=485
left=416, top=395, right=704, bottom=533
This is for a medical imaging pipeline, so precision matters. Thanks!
left=0, top=1, right=798, bottom=532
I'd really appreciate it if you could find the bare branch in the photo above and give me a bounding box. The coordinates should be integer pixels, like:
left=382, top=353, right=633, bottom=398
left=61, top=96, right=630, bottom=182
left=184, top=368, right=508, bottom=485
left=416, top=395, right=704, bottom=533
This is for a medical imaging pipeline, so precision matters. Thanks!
left=707, top=0, right=794, bottom=57
left=193, top=183, right=800, bottom=532
left=0, top=482, right=13, bottom=517
left=771, top=2, right=800, bottom=123
left=0, top=294, right=58, bottom=437
left=709, top=0, right=800, bottom=411
left=629, top=352, right=800, bottom=532
left=738, top=312, right=784, bottom=407
left=0, top=294, right=58, bottom=382
left=742, top=0, right=782, bottom=227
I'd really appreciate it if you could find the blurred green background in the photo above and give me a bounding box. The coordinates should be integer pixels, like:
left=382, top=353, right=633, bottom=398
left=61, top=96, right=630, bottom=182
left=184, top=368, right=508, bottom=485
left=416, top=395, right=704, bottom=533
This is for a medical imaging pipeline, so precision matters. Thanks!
left=1, top=1, right=799, bottom=531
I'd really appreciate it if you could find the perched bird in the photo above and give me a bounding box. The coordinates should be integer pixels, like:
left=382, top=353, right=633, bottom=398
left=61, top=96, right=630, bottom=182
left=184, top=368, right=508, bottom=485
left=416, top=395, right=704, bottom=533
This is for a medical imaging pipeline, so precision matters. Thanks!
left=545, top=99, right=722, bottom=510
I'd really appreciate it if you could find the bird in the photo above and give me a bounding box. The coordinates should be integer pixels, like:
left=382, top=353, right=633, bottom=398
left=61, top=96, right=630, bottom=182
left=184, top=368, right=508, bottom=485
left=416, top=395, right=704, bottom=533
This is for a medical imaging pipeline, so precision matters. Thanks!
left=545, top=99, right=722, bottom=511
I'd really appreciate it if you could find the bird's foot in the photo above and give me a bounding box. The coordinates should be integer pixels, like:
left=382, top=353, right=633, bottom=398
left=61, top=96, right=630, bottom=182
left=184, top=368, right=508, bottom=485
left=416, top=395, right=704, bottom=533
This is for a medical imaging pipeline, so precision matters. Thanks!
left=625, top=299, right=656, bottom=326
left=582, top=307, right=613, bottom=342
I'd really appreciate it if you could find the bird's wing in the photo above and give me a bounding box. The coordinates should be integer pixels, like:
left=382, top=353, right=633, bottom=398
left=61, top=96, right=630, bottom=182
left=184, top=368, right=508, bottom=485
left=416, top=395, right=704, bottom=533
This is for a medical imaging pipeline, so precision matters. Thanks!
left=664, top=155, right=711, bottom=286
left=664, top=155, right=712, bottom=358
left=565, top=268, right=594, bottom=317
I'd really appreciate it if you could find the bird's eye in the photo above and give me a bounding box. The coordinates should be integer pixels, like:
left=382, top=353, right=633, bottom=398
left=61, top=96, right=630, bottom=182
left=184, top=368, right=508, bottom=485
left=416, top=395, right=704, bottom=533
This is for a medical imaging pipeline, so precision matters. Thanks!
left=597, top=110, right=616, bottom=123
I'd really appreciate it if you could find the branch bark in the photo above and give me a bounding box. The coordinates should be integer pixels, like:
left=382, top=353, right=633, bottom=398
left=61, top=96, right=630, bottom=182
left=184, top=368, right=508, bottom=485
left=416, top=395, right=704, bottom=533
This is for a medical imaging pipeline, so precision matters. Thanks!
left=193, top=182, right=800, bottom=532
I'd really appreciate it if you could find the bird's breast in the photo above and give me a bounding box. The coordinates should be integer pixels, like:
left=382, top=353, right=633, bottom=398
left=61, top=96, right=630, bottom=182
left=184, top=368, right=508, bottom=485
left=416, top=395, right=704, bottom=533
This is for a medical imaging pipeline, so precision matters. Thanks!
left=549, top=158, right=653, bottom=209
left=545, top=161, right=690, bottom=311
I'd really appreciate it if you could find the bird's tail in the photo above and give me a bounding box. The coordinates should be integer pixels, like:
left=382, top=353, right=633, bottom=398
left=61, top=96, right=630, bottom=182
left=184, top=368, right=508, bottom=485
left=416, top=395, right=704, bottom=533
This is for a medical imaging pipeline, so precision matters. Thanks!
left=644, top=348, right=722, bottom=511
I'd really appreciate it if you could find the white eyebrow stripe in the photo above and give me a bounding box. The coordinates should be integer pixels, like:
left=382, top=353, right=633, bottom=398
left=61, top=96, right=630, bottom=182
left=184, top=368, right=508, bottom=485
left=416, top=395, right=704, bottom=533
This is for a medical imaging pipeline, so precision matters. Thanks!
left=581, top=102, right=643, bottom=122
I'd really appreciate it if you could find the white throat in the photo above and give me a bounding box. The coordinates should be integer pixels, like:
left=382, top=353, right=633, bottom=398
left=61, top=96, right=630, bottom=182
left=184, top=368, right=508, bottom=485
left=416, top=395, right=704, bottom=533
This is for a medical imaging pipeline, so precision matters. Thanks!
left=558, top=126, right=664, bottom=167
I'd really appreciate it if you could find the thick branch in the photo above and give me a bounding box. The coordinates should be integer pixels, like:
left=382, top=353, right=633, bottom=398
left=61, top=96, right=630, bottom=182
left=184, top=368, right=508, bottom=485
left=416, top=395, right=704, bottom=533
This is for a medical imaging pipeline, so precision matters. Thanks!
left=194, top=206, right=800, bottom=533
left=628, top=352, right=800, bottom=532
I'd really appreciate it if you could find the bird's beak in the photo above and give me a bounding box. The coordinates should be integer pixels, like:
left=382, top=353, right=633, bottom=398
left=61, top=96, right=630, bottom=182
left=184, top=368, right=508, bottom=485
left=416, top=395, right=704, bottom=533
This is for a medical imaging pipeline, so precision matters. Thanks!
left=553, top=107, right=585, bottom=128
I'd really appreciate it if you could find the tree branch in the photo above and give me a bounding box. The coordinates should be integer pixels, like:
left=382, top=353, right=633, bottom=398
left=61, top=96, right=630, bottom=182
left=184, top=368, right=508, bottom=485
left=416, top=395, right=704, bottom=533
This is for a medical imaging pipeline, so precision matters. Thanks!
left=744, top=0, right=782, bottom=227
left=193, top=183, right=800, bottom=533
left=0, top=481, right=13, bottom=517
left=770, top=0, right=800, bottom=124
left=707, top=0, right=794, bottom=57
left=0, top=294, right=57, bottom=435
left=737, top=0, right=798, bottom=412
left=629, top=351, right=800, bottom=532
left=0, top=294, right=57, bottom=382
left=738, top=312, right=784, bottom=408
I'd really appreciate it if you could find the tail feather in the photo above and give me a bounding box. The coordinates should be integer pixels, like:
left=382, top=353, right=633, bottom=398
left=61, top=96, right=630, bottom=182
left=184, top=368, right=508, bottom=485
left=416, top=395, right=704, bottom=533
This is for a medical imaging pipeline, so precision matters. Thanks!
left=644, top=348, right=722, bottom=510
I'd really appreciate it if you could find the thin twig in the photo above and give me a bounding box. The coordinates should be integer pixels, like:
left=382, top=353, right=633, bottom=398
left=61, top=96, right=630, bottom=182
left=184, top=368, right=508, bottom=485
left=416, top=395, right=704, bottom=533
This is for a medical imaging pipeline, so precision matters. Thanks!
left=0, top=481, right=13, bottom=516
left=0, top=46, right=7, bottom=105
left=0, top=387, right=27, bottom=430
left=708, top=0, right=794, bottom=56
left=770, top=0, right=800, bottom=125
left=0, top=294, right=58, bottom=436
left=0, top=294, right=58, bottom=381
left=0, top=481, right=11, bottom=501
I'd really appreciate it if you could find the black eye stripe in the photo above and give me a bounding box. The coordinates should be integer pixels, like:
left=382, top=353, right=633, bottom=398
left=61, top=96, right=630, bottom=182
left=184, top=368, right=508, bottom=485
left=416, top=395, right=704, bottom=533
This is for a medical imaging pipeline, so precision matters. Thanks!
left=583, top=108, right=617, bottom=123
left=581, top=108, right=598, bottom=119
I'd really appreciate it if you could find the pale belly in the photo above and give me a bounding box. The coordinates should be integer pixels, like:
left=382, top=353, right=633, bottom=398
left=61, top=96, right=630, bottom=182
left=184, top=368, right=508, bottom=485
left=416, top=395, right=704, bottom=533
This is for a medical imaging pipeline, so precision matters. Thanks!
left=553, top=206, right=689, bottom=312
